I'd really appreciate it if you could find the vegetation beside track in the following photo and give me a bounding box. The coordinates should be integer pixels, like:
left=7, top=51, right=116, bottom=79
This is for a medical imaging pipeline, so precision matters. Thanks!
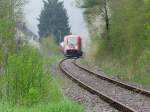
left=0, top=0, right=84, bottom=111
left=0, top=37, right=84, bottom=112
left=39, top=37, right=84, bottom=112
left=79, top=0, right=150, bottom=87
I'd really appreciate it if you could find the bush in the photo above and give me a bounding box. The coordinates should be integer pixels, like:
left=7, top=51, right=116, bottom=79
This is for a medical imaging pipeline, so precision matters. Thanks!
left=0, top=43, right=85, bottom=111
left=0, top=19, right=15, bottom=41
left=0, top=46, right=48, bottom=105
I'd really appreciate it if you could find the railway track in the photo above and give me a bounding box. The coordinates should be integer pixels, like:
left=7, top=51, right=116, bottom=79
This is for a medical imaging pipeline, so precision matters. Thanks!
left=59, top=58, right=150, bottom=112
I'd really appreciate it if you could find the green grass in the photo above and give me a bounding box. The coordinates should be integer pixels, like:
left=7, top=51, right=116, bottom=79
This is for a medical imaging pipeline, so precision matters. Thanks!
left=97, top=56, right=150, bottom=88
left=39, top=37, right=85, bottom=112
left=81, top=57, right=150, bottom=88
left=102, top=61, right=150, bottom=88
left=0, top=1, right=84, bottom=111
left=0, top=100, right=84, bottom=112
left=0, top=76, right=84, bottom=112
left=78, top=58, right=89, bottom=65
left=0, top=37, right=84, bottom=112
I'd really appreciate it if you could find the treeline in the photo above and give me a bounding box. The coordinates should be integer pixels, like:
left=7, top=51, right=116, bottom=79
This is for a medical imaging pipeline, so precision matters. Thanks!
left=80, top=0, right=150, bottom=86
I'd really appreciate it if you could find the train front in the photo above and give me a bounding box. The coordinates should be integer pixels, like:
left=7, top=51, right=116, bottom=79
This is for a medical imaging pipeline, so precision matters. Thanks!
left=64, top=35, right=83, bottom=57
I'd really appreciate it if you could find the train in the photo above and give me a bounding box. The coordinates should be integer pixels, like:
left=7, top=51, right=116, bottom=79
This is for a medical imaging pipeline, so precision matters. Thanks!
left=60, top=35, right=83, bottom=57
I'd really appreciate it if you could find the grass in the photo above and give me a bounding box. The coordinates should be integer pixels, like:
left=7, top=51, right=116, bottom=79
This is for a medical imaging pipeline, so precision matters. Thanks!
left=0, top=100, right=84, bottom=112
left=39, top=37, right=85, bottom=112
left=0, top=75, right=84, bottom=112
left=81, top=55, right=150, bottom=88
left=0, top=37, right=85, bottom=112
left=82, top=34, right=150, bottom=88
left=0, top=2, right=84, bottom=111
left=98, top=57, right=150, bottom=88
left=78, top=58, right=89, bottom=65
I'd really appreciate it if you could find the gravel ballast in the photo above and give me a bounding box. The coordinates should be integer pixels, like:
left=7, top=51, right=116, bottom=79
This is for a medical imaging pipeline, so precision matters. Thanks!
left=51, top=61, right=119, bottom=112
left=62, top=59, right=150, bottom=112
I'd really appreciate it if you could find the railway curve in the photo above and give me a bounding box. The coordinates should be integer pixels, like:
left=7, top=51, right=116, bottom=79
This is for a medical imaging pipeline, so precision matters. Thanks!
left=59, top=58, right=150, bottom=112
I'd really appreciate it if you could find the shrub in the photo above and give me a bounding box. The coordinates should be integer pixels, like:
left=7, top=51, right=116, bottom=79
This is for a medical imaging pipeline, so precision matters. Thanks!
left=0, top=46, right=48, bottom=105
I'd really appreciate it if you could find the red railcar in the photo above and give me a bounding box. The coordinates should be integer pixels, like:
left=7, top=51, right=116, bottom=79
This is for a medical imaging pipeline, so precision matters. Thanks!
left=60, top=35, right=83, bottom=57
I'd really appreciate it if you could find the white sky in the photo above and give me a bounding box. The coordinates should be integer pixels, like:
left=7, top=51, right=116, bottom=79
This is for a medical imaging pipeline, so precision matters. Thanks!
left=24, top=0, right=90, bottom=49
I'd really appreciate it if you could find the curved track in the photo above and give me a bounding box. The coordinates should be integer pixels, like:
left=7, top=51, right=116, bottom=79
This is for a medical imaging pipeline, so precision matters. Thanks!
left=74, top=59, right=150, bottom=97
left=59, top=58, right=150, bottom=112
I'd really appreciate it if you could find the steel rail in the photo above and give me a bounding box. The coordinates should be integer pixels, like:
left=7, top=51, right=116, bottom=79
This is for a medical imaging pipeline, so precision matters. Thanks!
left=74, top=59, right=150, bottom=98
left=59, top=58, right=136, bottom=112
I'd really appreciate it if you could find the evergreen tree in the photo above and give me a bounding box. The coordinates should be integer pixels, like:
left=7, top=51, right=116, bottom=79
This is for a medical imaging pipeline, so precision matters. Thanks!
left=38, top=0, right=70, bottom=43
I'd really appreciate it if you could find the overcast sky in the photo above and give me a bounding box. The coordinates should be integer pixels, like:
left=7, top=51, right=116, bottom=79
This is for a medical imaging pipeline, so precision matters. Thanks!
left=24, top=0, right=90, bottom=49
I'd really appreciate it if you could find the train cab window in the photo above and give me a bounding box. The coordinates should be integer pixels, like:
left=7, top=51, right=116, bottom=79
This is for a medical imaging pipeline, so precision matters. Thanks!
left=68, top=37, right=76, bottom=46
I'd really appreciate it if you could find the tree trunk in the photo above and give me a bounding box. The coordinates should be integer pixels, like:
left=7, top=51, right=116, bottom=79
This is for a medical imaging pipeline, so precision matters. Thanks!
left=104, top=0, right=109, bottom=34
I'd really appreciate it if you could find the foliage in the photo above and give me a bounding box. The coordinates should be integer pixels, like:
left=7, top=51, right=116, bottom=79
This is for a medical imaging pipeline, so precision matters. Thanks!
left=40, top=37, right=62, bottom=57
left=109, top=0, right=146, bottom=59
left=0, top=0, right=84, bottom=111
left=0, top=0, right=26, bottom=22
left=0, top=0, right=26, bottom=68
left=40, top=37, right=63, bottom=78
left=145, top=0, right=150, bottom=48
left=0, top=47, right=48, bottom=105
left=38, top=0, right=70, bottom=43
left=78, top=0, right=110, bottom=39
left=81, top=0, right=150, bottom=86
left=0, top=19, right=15, bottom=41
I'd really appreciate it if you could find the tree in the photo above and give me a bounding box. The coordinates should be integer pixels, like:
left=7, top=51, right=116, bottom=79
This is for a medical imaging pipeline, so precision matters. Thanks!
left=0, top=0, right=26, bottom=71
left=79, top=0, right=110, bottom=39
left=0, top=0, right=27, bottom=103
left=145, top=0, right=150, bottom=48
left=109, top=0, right=146, bottom=59
left=38, top=0, right=70, bottom=43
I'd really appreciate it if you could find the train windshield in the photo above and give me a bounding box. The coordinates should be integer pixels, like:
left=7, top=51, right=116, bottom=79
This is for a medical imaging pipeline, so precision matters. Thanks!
left=68, top=37, right=76, bottom=46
